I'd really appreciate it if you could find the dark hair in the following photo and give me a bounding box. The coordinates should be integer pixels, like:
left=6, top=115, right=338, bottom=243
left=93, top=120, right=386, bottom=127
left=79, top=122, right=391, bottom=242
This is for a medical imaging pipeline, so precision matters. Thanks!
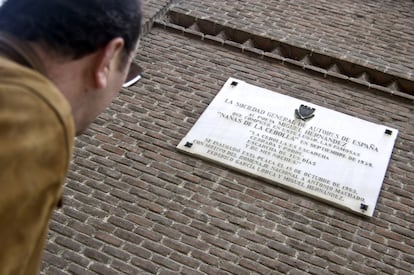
left=0, top=0, right=142, bottom=61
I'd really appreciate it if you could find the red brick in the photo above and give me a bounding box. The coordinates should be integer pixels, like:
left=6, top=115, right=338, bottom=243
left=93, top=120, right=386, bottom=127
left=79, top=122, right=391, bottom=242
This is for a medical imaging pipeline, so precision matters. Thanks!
left=67, top=264, right=95, bottom=275
left=113, top=228, right=144, bottom=245
left=124, top=243, right=152, bottom=259
left=62, top=251, right=89, bottom=267
left=170, top=252, right=201, bottom=269
left=229, top=244, right=259, bottom=261
left=108, top=215, right=135, bottom=231
left=42, top=251, right=68, bottom=269
left=220, top=261, right=251, bottom=275
left=84, top=248, right=110, bottom=263
left=172, top=223, right=200, bottom=238
left=152, top=223, right=181, bottom=240
left=260, top=205, right=285, bottom=221
left=142, top=240, right=173, bottom=257
left=190, top=249, right=220, bottom=266
left=199, top=264, right=223, bottom=275
left=131, top=257, right=159, bottom=273
left=55, top=236, right=81, bottom=252
left=111, top=259, right=142, bottom=275
left=135, top=226, right=163, bottom=242
left=268, top=240, right=296, bottom=257
left=181, top=235, right=210, bottom=251
left=152, top=254, right=181, bottom=271
left=245, top=188, right=273, bottom=201
left=238, top=229, right=266, bottom=243
left=180, top=266, right=205, bottom=275
left=102, top=245, right=130, bottom=261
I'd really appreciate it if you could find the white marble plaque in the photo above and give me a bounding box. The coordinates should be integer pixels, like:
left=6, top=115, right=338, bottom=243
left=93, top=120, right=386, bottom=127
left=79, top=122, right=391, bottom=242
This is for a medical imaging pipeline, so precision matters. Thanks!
left=177, top=78, right=398, bottom=216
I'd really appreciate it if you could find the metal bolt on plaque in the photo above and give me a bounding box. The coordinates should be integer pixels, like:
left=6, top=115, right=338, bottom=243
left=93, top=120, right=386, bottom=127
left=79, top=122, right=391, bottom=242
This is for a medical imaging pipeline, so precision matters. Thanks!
left=184, top=142, right=193, bottom=148
left=360, top=203, right=369, bottom=211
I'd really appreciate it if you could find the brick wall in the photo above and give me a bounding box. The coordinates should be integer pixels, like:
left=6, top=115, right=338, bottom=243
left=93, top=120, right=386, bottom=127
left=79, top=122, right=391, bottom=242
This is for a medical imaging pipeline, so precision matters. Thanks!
left=171, top=0, right=414, bottom=79
left=40, top=1, right=414, bottom=274
left=141, top=0, right=176, bottom=34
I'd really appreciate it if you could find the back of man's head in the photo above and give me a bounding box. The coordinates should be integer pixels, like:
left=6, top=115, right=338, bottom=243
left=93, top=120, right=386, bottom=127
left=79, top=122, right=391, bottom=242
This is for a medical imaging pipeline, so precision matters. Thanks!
left=0, top=0, right=142, bottom=60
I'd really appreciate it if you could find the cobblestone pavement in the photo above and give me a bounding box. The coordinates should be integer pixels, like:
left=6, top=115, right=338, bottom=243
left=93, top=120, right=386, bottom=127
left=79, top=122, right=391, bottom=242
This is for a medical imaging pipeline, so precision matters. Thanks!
left=40, top=1, right=414, bottom=274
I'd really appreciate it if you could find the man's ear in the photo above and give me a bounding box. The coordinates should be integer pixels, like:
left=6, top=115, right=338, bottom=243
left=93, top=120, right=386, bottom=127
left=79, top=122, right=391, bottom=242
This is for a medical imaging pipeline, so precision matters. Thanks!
left=95, top=37, right=125, bottom=89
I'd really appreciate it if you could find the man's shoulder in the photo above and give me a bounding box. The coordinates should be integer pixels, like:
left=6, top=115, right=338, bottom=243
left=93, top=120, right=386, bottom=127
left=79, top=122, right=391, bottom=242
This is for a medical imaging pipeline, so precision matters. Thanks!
left=0, top=56, right=75, bottom=171
left=0, top=55, right=75, bottom=139
left=0, top=56, right=69, bottom=111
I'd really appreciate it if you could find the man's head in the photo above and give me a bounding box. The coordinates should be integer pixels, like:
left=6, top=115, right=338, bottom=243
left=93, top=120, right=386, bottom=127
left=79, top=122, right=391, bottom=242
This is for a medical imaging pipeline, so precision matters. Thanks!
left=0, top=0, right=141, bottom=66
left=0, top=0, right=142, bottom=134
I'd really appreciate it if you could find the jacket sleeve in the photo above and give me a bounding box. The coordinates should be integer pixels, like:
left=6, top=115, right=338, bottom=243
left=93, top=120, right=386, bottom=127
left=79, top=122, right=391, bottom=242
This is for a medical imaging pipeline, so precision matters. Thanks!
left=0, top=60, right=74, bottom=275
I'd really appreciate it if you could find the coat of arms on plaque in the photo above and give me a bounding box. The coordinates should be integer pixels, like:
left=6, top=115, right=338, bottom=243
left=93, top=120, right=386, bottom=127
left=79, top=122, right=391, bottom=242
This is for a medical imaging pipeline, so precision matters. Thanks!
left=295, top=104, right=315, bottom=121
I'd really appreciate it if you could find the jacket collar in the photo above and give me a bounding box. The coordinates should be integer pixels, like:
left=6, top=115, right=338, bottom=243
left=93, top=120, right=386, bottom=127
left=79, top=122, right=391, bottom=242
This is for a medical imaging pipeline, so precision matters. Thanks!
left=0, top=32, right=47, bottom=76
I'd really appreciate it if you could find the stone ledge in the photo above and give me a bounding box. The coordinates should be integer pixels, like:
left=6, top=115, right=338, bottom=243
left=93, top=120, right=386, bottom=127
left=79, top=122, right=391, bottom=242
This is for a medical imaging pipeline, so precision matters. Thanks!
left=141, top=0, right=182, bottom=37
left=155, top=10, right=414, bottom=101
